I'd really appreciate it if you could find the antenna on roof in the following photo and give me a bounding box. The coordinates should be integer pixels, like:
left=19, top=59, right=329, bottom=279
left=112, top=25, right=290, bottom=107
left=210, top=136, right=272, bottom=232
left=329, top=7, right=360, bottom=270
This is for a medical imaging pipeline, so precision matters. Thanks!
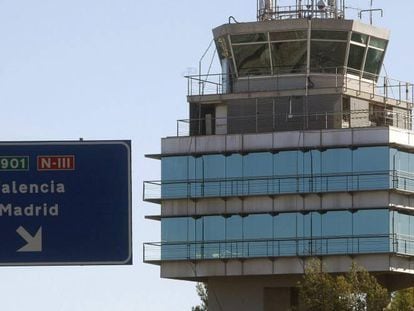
left=358, top=0, right=383, bottom=25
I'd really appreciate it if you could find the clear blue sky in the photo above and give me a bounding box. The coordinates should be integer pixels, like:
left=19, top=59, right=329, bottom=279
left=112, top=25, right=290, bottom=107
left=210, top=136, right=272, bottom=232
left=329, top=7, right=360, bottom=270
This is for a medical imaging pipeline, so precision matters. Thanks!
left=0, top=1, right=411, bottom=310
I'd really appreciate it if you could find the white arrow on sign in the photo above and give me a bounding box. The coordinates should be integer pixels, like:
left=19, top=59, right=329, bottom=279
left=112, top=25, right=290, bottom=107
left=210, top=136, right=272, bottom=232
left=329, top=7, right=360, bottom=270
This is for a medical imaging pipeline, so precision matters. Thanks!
left=16, top=226, right=42, bottom=252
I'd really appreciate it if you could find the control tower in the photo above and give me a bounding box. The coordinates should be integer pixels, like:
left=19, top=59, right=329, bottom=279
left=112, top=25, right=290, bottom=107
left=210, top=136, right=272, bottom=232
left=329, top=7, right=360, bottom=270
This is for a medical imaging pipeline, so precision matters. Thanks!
left=144, top=1, right=414, bottom=310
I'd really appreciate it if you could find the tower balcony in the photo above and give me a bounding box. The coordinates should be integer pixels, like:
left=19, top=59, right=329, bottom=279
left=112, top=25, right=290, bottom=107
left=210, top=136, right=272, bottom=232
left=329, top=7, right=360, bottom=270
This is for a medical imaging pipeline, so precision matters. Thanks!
left=143, top=234, right=409, bottom=264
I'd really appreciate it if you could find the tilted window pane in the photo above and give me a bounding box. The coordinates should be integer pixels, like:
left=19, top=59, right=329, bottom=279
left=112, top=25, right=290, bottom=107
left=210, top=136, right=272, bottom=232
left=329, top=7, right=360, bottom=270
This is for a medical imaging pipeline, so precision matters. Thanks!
left=231, top=33, right=267, bottom=44
left=233, top=44, right=271, bottom=76
left=351, top=33, right=368, bottom=45
left=310, top=41, right=347, bottom=72
left=271, top=41, right=307, bottom=74
left=270, top=31, right=307, bottom=41
left=369, top=37, right=387, bottom=49
left=215, top=36, right=232, bottom=60
left=312, top=30, right=348, bottom=40
left=348, top=44, right=366, bottom=72
left=364, top=48, right=384, bottom=76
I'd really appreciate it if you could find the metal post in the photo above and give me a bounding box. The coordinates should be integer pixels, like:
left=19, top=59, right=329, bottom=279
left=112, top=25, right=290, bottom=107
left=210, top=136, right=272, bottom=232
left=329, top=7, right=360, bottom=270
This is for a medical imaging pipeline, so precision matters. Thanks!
left=399, top=82, right=402, bottom=104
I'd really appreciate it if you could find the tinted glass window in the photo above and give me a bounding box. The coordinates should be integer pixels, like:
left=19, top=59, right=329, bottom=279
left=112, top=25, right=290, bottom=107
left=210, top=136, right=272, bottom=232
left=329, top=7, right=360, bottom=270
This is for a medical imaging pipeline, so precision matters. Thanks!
left=271, top=41, right=307, bottom=74
left=310, top=41, right=347, bottom=72
left=348, top=44, right=366, bottom=72
left=369, top=37, right=387, bottom=49
left=244, top=214, right=273, bottom=239
left=364, top=48, right=384, bottom=76
left=162, top=218, right=191, bottom=242
left=351, top=33, right=368, bottom=45
left=270, top=31, right=307, bottom=41
left=312, top=30, right=348, bottom=40
left=233, top=44, right=271, bottom=76
left=215, top=36, right=232, bottom=60
left=231, top=33, right=267, bottom=44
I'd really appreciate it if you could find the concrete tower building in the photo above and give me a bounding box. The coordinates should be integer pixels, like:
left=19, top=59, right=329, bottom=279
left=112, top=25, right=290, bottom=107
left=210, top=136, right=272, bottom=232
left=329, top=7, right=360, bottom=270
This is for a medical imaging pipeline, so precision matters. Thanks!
left=144, top=1, right=414, bottom=309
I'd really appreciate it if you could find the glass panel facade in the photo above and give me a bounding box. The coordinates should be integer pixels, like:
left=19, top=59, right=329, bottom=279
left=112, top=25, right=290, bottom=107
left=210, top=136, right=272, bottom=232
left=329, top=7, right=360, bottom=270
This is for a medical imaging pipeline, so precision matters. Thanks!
left=159, top=146, right=414, bottom=199
left=393, top=211, right=414, bottom=254
left=161, top=209, right=395, bottom=260
left=364, top=48, right=384, bottom=78
left=369, top=37, right=387, bottom=49
left=269, top=31, right=307, bottom=41
left=310, top=41, right=347, bottom=72
left=231, top=33, right=267, bottom=44
left=225, top=30, right=386, bottom=78
left=233, top=44, right=271, bottom=76
left=311, top=30, right=348, bottom=40
left=348, top=44, right=366, bottom=72
left=351, top=33, right=368, bottom=45
left=271, top=41, right=307, bottom=74
left=215, top=36, right=232, bottom=60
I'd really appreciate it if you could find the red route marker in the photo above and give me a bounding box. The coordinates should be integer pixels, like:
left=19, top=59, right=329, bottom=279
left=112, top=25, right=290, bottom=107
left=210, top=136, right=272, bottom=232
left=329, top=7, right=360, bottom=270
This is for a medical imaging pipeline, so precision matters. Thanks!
left=37, top=155, right=75, bottom=171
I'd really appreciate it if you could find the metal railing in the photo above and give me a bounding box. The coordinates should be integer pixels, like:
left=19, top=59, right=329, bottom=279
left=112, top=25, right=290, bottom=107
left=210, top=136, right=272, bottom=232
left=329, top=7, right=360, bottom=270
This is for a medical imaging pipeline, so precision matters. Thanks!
left=176, top=109, right=412, bottom=137
left=257, top=3, right=345, bottom=21
left=186, top=67, right=414, bottom=106
left=143, top=234, right=412, bottom=263
left=143, top=170, right=414, bottom=202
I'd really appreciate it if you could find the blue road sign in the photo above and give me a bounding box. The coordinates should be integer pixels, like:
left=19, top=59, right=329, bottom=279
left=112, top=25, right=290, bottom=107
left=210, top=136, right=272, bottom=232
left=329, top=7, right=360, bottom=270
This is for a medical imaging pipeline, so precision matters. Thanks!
left=0, top=141, right=131, bottom=266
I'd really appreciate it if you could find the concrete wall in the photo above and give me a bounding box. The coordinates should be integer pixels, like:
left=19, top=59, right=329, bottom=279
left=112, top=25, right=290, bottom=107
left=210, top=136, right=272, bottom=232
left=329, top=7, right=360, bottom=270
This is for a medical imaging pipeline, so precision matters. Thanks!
left=208, top=276, right=300, bottom=311
left=161, top=127, right=406, bottom=156
left=161, top=190, right=392, bottom=217
left=160, top=254, right=414, bottom=281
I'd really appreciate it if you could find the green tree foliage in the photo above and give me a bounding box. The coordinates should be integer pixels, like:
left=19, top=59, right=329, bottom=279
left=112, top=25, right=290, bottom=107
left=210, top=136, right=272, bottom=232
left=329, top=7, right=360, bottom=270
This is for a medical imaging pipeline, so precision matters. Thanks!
left=192, top=283, right=208, bottom=311
left=298, top=259, right=389, bottom=311
left=388, top=288, right=414, bottom=311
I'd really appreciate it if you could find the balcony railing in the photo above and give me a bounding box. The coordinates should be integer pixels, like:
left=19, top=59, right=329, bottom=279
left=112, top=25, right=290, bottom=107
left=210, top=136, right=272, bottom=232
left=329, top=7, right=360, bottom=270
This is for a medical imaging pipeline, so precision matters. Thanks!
left=176, top=109, right=412, bottom=137
left=186, top=67, right=414, bottom=106
left=143, top=234, right=412, bottom=263
left=143, top=170, right=414, bottom=203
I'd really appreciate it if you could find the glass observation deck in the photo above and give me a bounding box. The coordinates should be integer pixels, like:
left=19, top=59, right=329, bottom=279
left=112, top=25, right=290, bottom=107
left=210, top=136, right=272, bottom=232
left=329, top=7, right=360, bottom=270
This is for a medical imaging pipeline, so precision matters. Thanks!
left=214, top=24, right=388, bottom=80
